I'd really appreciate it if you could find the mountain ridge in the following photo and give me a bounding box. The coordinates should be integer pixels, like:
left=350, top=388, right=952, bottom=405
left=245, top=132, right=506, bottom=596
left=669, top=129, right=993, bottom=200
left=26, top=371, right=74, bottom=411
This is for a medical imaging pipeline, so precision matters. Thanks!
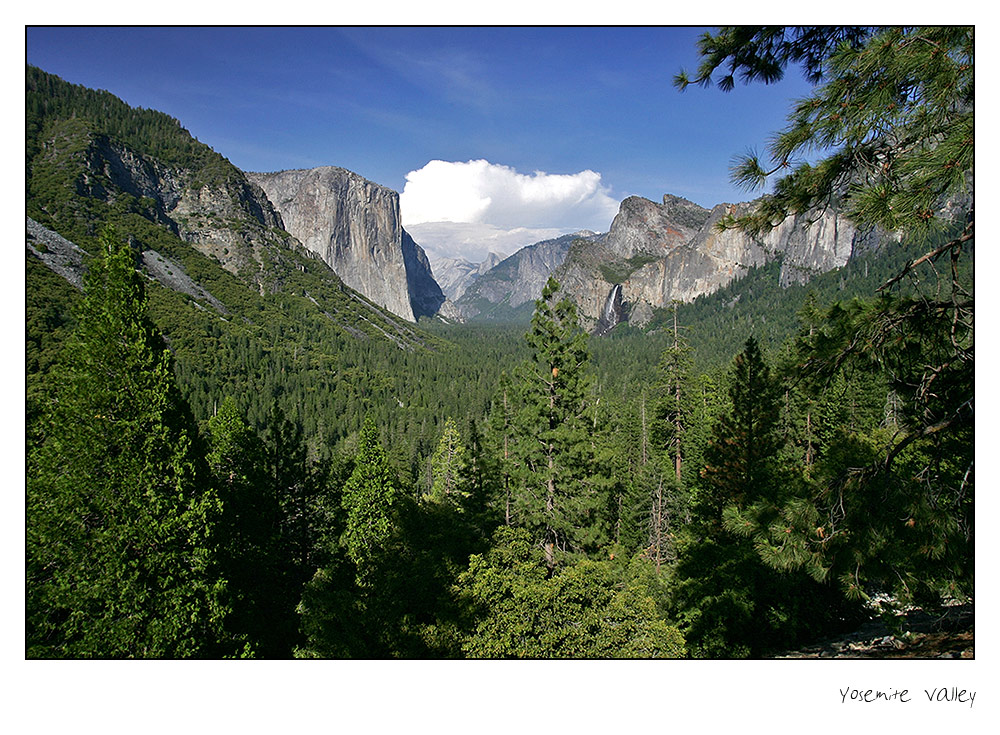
left=552, top=193, right=885, bottom=332
left=25, top=65, right=436, bottom=354
left=24, top=62, right=909, bottom=345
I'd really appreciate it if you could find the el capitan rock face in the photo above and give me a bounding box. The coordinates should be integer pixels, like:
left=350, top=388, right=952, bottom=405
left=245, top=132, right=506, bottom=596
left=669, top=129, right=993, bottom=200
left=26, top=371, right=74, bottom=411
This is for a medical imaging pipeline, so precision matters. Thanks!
left=248, top=166, right=444, bottom=322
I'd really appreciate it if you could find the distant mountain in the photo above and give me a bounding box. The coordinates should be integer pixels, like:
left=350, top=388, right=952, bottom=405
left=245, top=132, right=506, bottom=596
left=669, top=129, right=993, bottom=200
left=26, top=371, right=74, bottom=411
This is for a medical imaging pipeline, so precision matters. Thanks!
left=431, top=251, right=507, bottom=301
left=248, top=167, right=445, bottom=322
left=452, top=231, right=602, bottom=322
left=554, top=193, right=887, bottom=333
left=21, top=62, right=905, bottom=354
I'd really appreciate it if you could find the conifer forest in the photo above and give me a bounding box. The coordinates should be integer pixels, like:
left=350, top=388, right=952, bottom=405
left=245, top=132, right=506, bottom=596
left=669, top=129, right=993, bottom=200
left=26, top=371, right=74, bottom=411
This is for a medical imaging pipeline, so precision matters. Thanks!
left=25, top=26, right=974, bottom=663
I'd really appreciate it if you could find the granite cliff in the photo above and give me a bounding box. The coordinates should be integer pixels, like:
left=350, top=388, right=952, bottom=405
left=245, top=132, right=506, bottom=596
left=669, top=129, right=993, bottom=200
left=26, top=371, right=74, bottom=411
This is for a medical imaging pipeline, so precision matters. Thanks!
left=248, top=167, right=444, bottom=322
left=554, top=194, right=878, bottom=331
left=26, top=65, right=432, bottom=351
left=55, top=127, right=308, bottom=295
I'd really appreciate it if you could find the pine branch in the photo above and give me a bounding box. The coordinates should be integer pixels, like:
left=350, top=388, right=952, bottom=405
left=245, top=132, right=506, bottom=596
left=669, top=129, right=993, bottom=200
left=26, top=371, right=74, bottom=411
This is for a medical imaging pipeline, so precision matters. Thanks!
left=877, top=219, right=974, bottom=293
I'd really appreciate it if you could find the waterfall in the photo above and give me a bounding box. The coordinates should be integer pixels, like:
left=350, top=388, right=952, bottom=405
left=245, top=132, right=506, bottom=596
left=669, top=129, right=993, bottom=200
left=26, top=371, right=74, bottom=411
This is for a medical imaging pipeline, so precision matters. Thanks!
left=594, top=284, right=625, bottom=336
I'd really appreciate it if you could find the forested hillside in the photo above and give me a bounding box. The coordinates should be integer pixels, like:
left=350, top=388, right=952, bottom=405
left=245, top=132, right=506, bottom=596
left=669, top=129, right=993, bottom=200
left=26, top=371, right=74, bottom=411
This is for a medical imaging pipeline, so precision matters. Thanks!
left=26, top=26, right=973, bottom=659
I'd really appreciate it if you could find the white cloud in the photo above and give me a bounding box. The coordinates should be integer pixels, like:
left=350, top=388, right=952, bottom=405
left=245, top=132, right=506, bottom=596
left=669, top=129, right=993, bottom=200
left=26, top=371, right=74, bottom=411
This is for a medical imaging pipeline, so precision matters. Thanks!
left=400, top=160, right=619, bottom=261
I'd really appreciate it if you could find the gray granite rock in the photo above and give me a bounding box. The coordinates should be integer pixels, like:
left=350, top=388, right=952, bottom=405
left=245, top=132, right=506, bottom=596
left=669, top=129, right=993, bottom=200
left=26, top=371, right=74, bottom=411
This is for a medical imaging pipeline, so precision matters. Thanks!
left=249, top=167, right=444, bottom=322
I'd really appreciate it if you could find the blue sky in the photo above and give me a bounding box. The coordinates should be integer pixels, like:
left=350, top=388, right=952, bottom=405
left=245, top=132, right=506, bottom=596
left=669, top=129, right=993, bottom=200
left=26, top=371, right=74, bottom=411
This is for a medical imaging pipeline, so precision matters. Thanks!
left=26, top=26, right=823, bottom=261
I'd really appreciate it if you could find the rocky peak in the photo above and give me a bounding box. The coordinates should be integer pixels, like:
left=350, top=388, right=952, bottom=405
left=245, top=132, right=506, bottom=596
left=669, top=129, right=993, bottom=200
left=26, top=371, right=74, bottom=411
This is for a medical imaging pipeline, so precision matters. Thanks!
left=431, top=250, right=508, bottom=301
left=248, top=166, right=444, bottom=322
left=453, top=232, right=601, bottom=321
left=46, top=124, right=301, bottom=293
left=603, top=194, right=710, bottom=260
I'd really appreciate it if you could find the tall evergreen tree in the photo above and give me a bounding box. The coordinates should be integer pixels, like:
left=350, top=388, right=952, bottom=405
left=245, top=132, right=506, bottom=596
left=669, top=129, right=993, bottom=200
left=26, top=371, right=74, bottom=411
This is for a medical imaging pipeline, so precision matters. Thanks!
left=208, top=396, right=293, bottom=657
left=297, top=416, right=403, bottom=657
left=460, top=417, right=501, bottom=532
left=699, top=336, right=784, bottom=531
left=652, top=303, right=693, bottom=483
left=264, top=403, right=321, bottom=587
left=26, top=227, right=231, bottom=658
left=486, top=371, right=518, bottom=527
left=426, top=417, right=469, bottom=506
left=510, top=278, right=601, bottom=568
left=673, top=337, right=857, bottom=657
left=636, top=304, right=695, bottom=571
left=340, top=416, right=398, bottom=577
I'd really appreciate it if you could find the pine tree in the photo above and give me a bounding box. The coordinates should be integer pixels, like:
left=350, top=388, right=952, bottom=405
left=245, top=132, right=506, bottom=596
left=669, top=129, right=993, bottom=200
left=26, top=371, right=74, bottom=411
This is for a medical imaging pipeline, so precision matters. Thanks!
left=486, top=371, right=518, bottom=527
left=340, top=416, right=398, bottom=577
left=426, top=417, right=469, bottom=506
left=699, top=336, right=784, bottom=530
left=673, top=337, right=856, bottom=657
left=640, top=304, right=695, bottom=571
left=460, top=417, right=501, bottom=532
left=264, top=402, right=320, bottom=586
left=510, top=278, right=601, bottom=568
left=26, top=227, right=231, bottom=658
left=208, top=396, right=292, bottom=657
left=677, top=26, right=974, bottom=610
left=652, top=302, right=692, bottom=483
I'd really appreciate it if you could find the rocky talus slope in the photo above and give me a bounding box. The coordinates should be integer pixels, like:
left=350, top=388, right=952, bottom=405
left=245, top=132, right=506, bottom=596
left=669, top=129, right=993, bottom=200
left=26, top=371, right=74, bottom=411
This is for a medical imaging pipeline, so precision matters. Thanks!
left=65, top=131, right=301, bottom=294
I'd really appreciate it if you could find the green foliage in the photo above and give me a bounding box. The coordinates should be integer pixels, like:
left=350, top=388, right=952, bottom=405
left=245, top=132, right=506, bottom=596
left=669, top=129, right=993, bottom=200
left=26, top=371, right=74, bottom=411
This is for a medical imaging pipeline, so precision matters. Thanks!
left=737, top=294, right=974, bottom=608
left=509, top=278, right=604, bottom=566
left=597, top=253, right=661, bottom=284
left=340, top=417, right=398, bottom=576
left=427, top=417, right=469, bottom=506
left=454, top=528, right=686, bottom=658
left=208, top=397, right=303, bottom=657
left=699, top=337, right=786, bottom=528
left=675, top=26, right=873, bottom=90
left=677, top=25, right=974, bottom=615
left=24, top=48, right=974, bottom=658
left=677, top=27, right=973, bottom=238
left=27, top=64, right=238, bottom=187
left=26, top=254, right=79, bottom=434
left=26, top=228, right=232, bottom=658
left=671, top=337, right=864, bottom=657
